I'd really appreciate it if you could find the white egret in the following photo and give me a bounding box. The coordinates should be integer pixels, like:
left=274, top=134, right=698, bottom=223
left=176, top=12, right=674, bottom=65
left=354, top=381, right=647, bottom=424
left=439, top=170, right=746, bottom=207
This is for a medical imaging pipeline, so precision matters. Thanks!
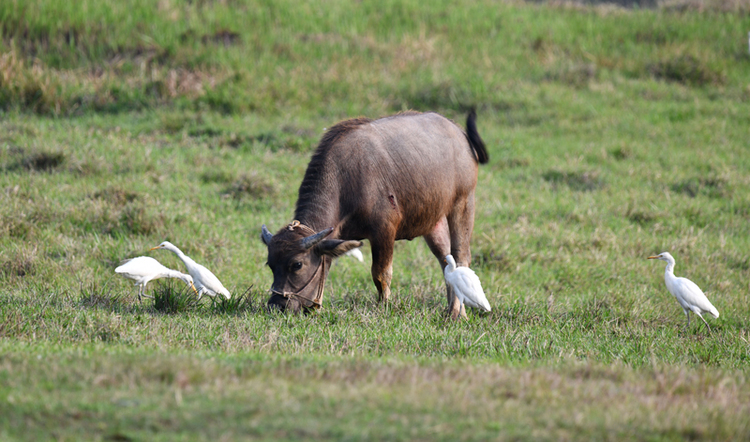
left=150, top=241, right=231, bottom=300
left=344, top=247, right=364, bottom=262
left=115, top=256, right=197, bottom=302
left=648, top=252, right=719, bottom=333
left=443, top=254, right=491, bottom=312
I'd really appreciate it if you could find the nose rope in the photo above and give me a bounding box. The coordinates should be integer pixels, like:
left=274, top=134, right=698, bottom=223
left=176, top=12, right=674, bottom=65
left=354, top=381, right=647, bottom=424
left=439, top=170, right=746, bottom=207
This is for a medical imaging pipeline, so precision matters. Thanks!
left=270, top=256, right=326, bottom=309
left=269, top=220, right=327, bottom=309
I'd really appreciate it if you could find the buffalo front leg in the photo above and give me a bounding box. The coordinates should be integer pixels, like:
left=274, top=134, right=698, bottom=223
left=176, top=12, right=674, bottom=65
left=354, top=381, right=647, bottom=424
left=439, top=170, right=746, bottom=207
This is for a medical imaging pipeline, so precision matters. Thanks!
left=424, top=216, right=467, bottom=320
left=370, top=239, right=394, bottom=302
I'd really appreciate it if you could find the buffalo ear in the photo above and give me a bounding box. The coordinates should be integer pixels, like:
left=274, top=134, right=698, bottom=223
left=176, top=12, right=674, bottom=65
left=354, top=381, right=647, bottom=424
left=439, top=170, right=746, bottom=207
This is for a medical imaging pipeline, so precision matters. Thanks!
left=316, top=239, right=363, bottom=258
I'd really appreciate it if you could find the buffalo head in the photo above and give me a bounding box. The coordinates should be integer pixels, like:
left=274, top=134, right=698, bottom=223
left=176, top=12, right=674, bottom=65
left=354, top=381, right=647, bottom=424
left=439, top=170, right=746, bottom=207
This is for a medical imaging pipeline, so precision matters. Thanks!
left=261, top=221, right=362, bottom=313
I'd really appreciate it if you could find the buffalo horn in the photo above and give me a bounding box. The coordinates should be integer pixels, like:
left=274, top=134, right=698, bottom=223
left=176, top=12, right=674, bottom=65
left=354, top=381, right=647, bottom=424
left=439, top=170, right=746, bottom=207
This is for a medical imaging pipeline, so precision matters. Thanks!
left=261, top=224, right=274, bottom=245
left=300, top=227, right=334, bottom=249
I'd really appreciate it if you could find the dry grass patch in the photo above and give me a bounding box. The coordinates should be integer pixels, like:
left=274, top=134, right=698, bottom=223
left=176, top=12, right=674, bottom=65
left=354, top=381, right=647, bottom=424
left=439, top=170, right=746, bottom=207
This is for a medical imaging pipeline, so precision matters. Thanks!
left=92, top=186, right=140, bottom=206
left=533, top=36, right=598, bottom=88
left=73, top=198, right=166, bottom=237
left=545, top=61, right=597, bottom=88
left=390, top=80, right=476, bottom=112
left=223, top=171, right=277, bottom=201
left=0, top=46, right=229, bottom=115
left=0, top=247, right=38, bottom=279
left=0, top=50, right=67, bottom=114
left=473, top=249, right=513, bottom=273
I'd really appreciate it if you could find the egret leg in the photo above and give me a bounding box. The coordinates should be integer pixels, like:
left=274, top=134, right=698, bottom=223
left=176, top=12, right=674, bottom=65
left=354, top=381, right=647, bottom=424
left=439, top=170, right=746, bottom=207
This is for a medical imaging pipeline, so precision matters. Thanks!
left=695, top=312, right=712, bottom=334
left=685, top=309, right=690, bottom=331
left=140, top=283, right=153, bottom=300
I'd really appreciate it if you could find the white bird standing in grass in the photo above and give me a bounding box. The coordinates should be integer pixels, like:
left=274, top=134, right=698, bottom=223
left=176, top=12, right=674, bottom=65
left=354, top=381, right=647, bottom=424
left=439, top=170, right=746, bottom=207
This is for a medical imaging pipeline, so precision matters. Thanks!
left=150, top=241, right=231, bottom=300
left=115, top=256, right=197, bottom=302
left=443, top=254, right=491, bottom=312
left=648, top=252, right=719, bottom=333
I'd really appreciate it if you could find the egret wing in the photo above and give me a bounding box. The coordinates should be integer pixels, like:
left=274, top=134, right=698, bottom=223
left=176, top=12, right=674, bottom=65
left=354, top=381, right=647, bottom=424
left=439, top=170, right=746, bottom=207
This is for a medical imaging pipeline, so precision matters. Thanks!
left=193, top=263, right=230, bottom=298
left=115, top=257, right=170, bottom=279
left=674, top=277, right=718, bottom=317
left=452, top=268, right=491, bottom=311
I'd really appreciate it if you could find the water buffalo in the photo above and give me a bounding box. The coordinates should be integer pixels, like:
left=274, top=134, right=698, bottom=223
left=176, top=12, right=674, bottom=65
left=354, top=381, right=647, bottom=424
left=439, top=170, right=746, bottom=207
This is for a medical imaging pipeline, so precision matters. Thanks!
left=260, top=110, right=489, bottom=319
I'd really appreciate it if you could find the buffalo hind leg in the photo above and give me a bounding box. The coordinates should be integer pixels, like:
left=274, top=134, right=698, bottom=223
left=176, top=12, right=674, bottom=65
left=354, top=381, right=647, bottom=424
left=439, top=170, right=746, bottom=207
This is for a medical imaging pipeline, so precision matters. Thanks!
left=448, top=192, right=476, bottom=268
left=424, top=216, right=466, bottom=320
left=447, top=193, right=478, bottom=317
left=370, top=238, right=395, bottom=303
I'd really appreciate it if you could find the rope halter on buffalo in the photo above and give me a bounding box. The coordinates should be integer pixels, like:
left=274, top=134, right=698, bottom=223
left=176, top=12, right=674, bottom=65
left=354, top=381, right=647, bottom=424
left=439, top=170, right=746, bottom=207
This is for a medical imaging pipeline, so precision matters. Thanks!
left=268, top=220, right=328, bottom=309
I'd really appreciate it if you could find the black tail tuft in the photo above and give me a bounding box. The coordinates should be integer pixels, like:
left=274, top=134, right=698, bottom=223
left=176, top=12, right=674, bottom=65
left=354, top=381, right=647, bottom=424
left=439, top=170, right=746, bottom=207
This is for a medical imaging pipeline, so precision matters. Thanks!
left=466, top=109, right=489, bottom=164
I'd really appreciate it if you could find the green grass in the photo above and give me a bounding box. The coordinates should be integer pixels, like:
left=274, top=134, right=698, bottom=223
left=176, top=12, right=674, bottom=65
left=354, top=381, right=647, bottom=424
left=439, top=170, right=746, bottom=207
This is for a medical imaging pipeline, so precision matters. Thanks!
left=2, top=0, right=750, bottom=439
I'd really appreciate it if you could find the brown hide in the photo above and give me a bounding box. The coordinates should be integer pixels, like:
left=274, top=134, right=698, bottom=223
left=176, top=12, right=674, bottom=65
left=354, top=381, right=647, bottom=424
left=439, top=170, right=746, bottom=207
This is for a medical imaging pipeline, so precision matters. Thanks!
left=261, top=111, right=488, bottom=315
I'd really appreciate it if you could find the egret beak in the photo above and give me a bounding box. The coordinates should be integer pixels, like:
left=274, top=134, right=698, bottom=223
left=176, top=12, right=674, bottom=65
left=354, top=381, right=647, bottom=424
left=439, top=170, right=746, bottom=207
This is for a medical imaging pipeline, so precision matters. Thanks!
left=189, top=282, right=198, bottom=295
left=149, top=245, right=161, bottom=251
left=647, top=255, right=660, bottom=260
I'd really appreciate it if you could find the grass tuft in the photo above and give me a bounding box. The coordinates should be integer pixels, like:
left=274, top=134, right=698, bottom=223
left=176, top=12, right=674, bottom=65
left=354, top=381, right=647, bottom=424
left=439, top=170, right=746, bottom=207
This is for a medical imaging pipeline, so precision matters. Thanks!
left=79, top=284, right=126, bottom=312
left=542, top=169, right=605, bottom=192
left=73, top=200, right=165, bottom=237
left=208, top=286, right=264, bottom=315
left=671, top=176, right=730, bottom=199
left=153, top=281, right=202, bottom=314
left=9, top=149, right=66, bottom=172
left=493, top=157, right=531, bottom=170
left=473, top=249, right=513, bottom=272
left=223, top=172, right=277, bottom=201
left=117, top=203, right=165, bottom=236
left=628, top=210, right=656, bottom=225
left=546, top=62, right=597, bottom=88
left=92, top=187, right=139, bottom=206
left=200, top=169, right=235, bottom=184
left=610, top=146, right=632, bottom=161
left=391, top=81, right=476, bottom=113
left=0, top=250, right=36, bottom=278
left=648, top=54, right=724, bottom=86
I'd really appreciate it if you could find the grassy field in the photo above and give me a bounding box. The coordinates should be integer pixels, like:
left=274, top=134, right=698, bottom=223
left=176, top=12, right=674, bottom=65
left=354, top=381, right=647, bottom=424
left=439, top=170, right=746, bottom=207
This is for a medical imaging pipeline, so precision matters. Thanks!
left=2, top=0, right=750, bottom=440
